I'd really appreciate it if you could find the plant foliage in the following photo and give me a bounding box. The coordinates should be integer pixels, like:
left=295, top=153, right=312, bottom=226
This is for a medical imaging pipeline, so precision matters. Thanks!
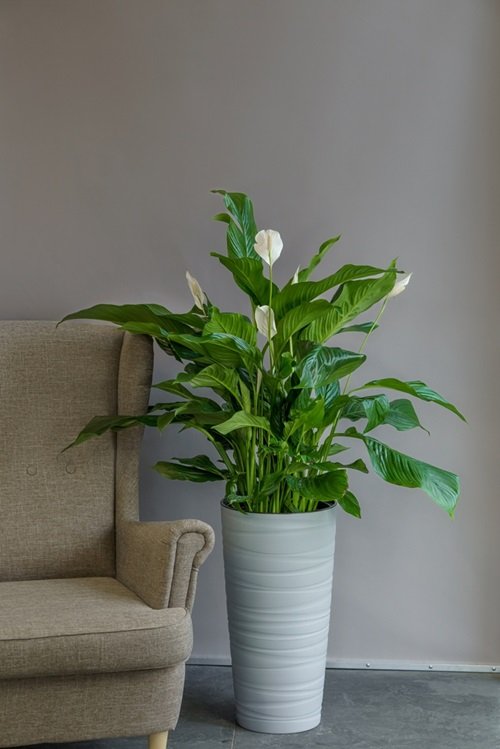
left=60, top=192, right=464, bottom=517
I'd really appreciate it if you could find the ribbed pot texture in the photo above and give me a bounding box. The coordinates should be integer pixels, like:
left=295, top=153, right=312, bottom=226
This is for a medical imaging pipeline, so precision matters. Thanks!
left=221, top=502, right=337, bottom=734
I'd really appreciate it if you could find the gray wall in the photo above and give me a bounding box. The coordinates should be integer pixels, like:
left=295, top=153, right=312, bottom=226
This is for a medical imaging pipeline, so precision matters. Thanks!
left=1, top=0, right=499, bottom=666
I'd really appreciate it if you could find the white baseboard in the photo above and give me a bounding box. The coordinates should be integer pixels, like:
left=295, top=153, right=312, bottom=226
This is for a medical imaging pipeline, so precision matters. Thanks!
left=188, top=655, right=499, bottom=673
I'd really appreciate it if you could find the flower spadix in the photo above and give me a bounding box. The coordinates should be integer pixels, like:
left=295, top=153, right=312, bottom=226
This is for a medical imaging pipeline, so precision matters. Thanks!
left=388, top=273, right=412, bottom=299
left=254, top=230, right=283, bottom=266
left=255, top=305, right=277, bottom=338
left=185, top=271, right=206, bottom=310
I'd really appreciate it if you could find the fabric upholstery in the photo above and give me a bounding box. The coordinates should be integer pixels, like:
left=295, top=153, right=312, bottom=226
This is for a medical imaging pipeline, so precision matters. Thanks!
left=0, top=320, right=215, bottom=746
left=0, top=321, right=123, bottom=581
left=0, top=577, right=192, bottom=679
left=0, top=666, right=185, bottom=747
left=117, top=520, right=215, bottom=610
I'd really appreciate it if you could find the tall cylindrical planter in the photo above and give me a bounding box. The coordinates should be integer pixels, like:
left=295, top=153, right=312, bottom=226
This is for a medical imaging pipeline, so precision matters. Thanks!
left=221, top=502, right=337, bottom=734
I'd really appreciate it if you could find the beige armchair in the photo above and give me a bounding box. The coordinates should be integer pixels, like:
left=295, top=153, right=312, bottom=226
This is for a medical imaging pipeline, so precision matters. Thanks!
left=0, top=321, right=214, bottom=748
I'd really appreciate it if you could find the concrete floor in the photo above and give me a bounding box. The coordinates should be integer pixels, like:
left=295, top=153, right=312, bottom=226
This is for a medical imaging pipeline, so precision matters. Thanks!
left=14, top=665, right=500, bottom=749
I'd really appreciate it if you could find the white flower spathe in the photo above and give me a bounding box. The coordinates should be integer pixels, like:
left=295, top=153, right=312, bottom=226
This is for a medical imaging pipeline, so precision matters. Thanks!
left=292, top=266, right=300, bottom=284
left=255, top=305, right=277, bottom=338
left=388, top=273, right=412, bottom=299
left=254, top=229, right=283, bottom=266
left=186, top=271, right=206, bottom=310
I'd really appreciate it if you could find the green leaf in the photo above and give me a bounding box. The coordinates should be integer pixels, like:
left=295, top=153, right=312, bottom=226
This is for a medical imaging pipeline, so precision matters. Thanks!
left=153, top=461, right=224, bottom=482
left=286, top=469, right=348, bottom=502
left=59, top=303, right=170, bottom=327
left=204, top=310, right=257, bottom=346
left=363, top=395, right=391, bottom=432
left=188, top=364, right=246, bottom=407
left=287, top=398, right=325, bottom=435
left=59, top=303, right=200, bottom=336
left=328, top=443, right=350, bottom=456
left=157, top=412, right=176, bottom=431
left=345, top=430, right=460, bottom=516
left=274, top=300, right=332, bottom=354
left=338, top=322, right=379, bottom=334
left=355, top=378, right=466, bottom=422
left=383, top=399, right=429, bottom=434
left=211, top=254, right=276, bottom=306
left=65, top=414, right=158, bottom=450
left=273, top=264, right=391, bottom=318
left=212, top=190, right=259, bottom=258
left=296, top=346, right=366, bottom=388
left=341, top=395, right=429, bottom=434
left=297, top=236, right=341, bottom=282
left=337, top=490, right=362, bottom=518
left=212, top=212, right=231, bottom=224
left=153, top=379, right=194, bottom=398
left=171, top=454, right=228, bottom=477
left=214, top=411, right=272, bottom=435
left=167, top=332, right=260, bottom=369
left=303, top=263, right=398, bottom=342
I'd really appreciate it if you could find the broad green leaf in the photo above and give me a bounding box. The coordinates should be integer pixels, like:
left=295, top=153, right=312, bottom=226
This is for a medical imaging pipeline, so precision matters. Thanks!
left=274, top=300, right=332, bottom=354
left=212, top=190, right=259, bottom=258
left=287, top=469, right=348, bottom=502
left=212, top=212, right=231, bottom=224
left=363, top=395, right=391, bottom=432
left=297, top=235, right=341, bottom=282
left=273, top=264, right=390, bottom=318
left=338, top=322, right=379, bottom=334
left=188, top=364, right=246, bottom=406
left=345, top=430, right=460, bottom=516
left=354, top=378, right=466, bottom=421
left=153, top=379, right=194, bottom=398
left=214, top=411, right=272, bottom=435
left=211, top=254, right=276, bottom=306
left=153, top=461, right=224, bottom=482
left=317, top=381, right=343, bottom=424
left=320, top=459, right=369, bottom=474
left=341, top=395, right=428, bottom=433
left=287, top=398, right=325, bottom=435
left=328, top=443, right=350, bottom=456
left=204, top=310, right=257, bottom=346
left=157, top=412, right=175, bottom=431
left=383, top=399, right=429, bottom=433
left=167, top=332, right=260, bottom=369
left=296, top=346, right=366, bottom=388
left=337, top=490, right=362, bottom=518
left=121, top=322, right=171, bottom=339
left=65, top=414, right=158, bottom=450
left=171, top=454, right=227, bottom=477
left=303, top=263, right=398, bottom=342
left=59, top=303, right=171, bottom=327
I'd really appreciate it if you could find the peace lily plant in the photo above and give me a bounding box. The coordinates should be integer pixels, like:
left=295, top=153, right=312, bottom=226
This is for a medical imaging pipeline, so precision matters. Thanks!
left=61, top=191, right=464, bottom=518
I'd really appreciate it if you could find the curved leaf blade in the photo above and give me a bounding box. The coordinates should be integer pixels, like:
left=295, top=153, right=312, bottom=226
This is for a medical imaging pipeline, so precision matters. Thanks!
left=287, top=469, right=348, bottom=502
left=355, top=378, right=466, bottom=422
left=346, top=431, right=460, bottom=516
left=154, top=461, right=224, bottom=482
left=204, top=310, right=257, bottom=346
left=214, top=411, right=272, bottom=435
left=273, top=264, right=391, bottom=318
left=303, top=263, right=398, bottom=342
left=337, top=489, right=362, bottom=518
left=296, top=346, right=366, bottom=388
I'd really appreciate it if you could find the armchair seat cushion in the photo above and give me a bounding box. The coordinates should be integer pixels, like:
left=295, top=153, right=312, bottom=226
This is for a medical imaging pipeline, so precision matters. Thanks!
left=0, top=577, right=193, bottom=680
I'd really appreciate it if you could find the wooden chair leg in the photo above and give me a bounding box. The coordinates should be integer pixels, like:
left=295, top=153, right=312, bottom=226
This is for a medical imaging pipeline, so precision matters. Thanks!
left=149, top=731, right=168, bottom=749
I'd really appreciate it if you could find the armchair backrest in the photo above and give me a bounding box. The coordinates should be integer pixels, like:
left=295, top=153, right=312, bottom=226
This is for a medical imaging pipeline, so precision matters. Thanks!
left=0, top=321, right=153, bottom=582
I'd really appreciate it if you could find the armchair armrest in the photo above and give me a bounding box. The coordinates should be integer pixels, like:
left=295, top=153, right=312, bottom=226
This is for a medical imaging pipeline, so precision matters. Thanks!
left=116, top=519, right=215, bottom=611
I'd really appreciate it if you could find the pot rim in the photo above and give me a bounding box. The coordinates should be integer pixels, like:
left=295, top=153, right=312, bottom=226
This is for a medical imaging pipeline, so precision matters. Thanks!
left=220, top=499, right=336, bottom=514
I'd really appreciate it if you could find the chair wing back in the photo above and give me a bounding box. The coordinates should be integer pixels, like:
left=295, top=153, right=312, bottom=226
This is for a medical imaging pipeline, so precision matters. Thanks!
left=0, top=321, right=152, bottom=583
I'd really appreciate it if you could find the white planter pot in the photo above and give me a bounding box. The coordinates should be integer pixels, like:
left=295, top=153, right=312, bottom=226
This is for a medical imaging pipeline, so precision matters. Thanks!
left=221, top=502, right=337, bottom=734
